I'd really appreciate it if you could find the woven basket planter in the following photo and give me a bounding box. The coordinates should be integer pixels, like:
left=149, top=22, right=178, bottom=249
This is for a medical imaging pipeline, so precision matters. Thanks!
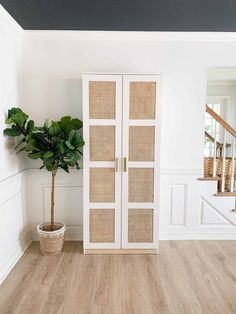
left=37, top=222, right=66, bottom=256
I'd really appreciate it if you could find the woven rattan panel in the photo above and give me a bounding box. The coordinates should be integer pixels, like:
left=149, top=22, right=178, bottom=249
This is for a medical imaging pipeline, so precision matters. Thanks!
left=129, top=82, right=156, bottom=119
left=90, top=168, right=115, bottom=203
left=90, top=126, right=115, bottom=161
left=89, top=81, right=116, bottom=119
left=128, top=209, right=153, bottom=243
left=128, top=168, right=154, bottom=202
left=129, top=126, right=155, bottom=161
left=90, top=209, right=115, bottom=243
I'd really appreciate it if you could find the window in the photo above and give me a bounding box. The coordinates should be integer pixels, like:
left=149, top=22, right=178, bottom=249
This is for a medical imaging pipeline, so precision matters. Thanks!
left=204, top=103, right=221, bottom=157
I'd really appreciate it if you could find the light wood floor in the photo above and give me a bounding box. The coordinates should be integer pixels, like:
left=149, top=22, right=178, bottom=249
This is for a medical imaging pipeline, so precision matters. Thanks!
left=0, top=241, right=236, bottom=314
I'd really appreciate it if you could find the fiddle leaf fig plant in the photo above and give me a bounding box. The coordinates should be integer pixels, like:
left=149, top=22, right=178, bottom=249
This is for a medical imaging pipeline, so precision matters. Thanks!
left=4, top=107, right=84, bottom=230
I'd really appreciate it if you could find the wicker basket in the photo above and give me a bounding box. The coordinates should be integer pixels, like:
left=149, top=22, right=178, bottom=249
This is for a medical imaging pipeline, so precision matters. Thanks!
left=37, top=222, right=66, bottom=255
left=204, top=157, right=236, bottom=191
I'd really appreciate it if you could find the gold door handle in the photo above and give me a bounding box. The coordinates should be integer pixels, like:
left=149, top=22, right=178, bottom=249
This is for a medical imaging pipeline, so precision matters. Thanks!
left=123, top=157, right=127, bottom=172
left=115, top=158, right=119, bottom=172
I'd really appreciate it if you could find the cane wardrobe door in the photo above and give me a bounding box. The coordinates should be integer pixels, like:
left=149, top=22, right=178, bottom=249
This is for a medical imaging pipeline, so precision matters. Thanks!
left=122, top=76, right=160, bottom=249
left=83, top=75, right=122, bottom=249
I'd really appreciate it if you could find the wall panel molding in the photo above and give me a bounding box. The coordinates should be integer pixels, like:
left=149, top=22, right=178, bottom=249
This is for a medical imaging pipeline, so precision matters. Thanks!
left=159, top=170, right=236, bottom=240
left=200, top=198, right=229, bottom=226
left=0, top=171, right=31, bottom=284
left=170, top=184, right=187, bottom=226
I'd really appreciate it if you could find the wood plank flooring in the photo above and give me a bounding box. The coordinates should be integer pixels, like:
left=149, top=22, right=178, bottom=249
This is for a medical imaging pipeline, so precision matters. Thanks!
left=0, top=241, right=236, bottom=314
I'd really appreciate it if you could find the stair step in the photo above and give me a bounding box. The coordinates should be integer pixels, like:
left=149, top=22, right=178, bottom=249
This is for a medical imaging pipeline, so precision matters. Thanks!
left=215, top=192, right=236, bottom=197
left=198, top=176, right=219, bottom=181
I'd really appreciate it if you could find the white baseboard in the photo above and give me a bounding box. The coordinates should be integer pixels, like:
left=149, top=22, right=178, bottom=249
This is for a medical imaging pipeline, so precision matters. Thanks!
left=0, top=234, right=32, bottom=285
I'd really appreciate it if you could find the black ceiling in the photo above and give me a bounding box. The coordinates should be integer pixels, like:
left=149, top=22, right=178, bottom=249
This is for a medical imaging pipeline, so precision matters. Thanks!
left=1, top=0, right=236, bottom=31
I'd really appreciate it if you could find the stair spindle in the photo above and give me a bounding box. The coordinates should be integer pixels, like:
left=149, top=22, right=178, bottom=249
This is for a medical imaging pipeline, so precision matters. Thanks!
left=213, top=119, right=217, bottom=177
left=230, top=137, right=235, bottom=193
left=221, top=129, right=227, bottom=193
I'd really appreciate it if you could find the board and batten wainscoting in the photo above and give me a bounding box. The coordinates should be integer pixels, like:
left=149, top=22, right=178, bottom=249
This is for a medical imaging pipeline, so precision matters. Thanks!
left=0, top=171, right=30, bottom=284
left=25, top=169, right=83, bottom=241
left=2, top=165, right=236, bottom=284
left=25, top=167, right=236, bottom=245
left=160, top=168, right=236, bottom=240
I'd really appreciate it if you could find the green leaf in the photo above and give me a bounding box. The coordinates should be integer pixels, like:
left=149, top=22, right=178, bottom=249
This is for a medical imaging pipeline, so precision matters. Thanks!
left=3, top=128, right=21, bottom=137
left=48, top=121, right=62, bottom=137
left=45, top=164, right=57, bottom=171
left=59, top=116, right=71, bottom=130
left=6, top=112, right=28, bottom=127
left=25, top=139, right=37, bottom=151
left=27, top=152, right=41, bottom=159
left=65, top=140, right=75, bottom=150
left=26, top=120, right=34, bottom=134
left=68, top=130, right=85, bottom=149
left=70, top=119, right=83, bottom=130
left=58, top=140, right=66, bottom=154
left=43, top=151, right=54, bottom=159
left=44, top=119, right=50, bottom=131
left=60, top=163, right=69, bottom=173
left=43, top=156, right=55, bottom=165
left=7, top=107, right=23, bottom=120
left=64, top=159, right=75, bottom=167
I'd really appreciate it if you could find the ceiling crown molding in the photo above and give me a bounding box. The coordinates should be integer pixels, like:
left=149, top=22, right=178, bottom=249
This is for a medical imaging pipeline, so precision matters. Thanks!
left=207, top=80, right=236, bottom=86
left=23, top=30, right=236, bottom=41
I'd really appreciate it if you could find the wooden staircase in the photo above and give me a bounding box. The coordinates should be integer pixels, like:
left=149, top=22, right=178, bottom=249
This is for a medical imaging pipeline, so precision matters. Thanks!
left=201, top=105, right=236, bottom=215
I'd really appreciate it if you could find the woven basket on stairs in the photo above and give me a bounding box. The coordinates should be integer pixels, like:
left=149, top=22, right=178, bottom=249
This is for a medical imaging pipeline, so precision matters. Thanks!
left=204, top=157, right=236, bottom=191
left=37, top=222, right=66, bottom=255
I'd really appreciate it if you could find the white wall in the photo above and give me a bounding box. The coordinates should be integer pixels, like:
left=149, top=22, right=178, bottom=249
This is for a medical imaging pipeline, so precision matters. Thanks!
left=21, top=31, right=236, bottom=240
left=0, top=7, right=24, bottom=180
left=0, top=6, right=30, bottom=284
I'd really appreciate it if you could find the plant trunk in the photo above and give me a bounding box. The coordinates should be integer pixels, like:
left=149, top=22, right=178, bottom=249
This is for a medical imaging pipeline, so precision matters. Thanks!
left=50, top=169, right=57, bottom=231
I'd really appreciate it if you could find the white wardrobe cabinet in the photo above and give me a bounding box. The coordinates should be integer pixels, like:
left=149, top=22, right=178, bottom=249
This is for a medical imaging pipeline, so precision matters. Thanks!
left=83, top=74, right=161, bottom=254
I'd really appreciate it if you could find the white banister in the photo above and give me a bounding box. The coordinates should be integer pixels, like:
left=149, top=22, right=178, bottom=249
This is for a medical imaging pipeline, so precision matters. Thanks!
left=230, top=137, right=235, bottom=193
left=213, top=119, right=217, bottom=177
left=221, top=129, right=227, bottom=193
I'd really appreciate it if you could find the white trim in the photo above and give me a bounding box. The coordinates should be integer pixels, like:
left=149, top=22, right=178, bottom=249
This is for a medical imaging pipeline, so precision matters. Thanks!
left=160, top=168, right=203, bottom=175
left=128, top=120, right=156, bottom=126
left=207, top=80, right=236, bottom=86
left=88, top=161, right=115, bottom=168
left=0, top=169, right=26, bottom=184
left=23, top=30, right=236, bottom=42
left=88, top=119, right=117, bottom=125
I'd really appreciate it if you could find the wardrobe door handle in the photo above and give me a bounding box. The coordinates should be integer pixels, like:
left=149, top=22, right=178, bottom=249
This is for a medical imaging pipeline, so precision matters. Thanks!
left=123, top=157, right=127, bottom=172
left=115, top=158, right=119, bottom=172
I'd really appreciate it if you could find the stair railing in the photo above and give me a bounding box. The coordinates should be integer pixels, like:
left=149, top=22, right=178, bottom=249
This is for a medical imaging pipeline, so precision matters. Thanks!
left=206, top=105, right=236, bottom=193
left=205, top=131, right=231, bottom=157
